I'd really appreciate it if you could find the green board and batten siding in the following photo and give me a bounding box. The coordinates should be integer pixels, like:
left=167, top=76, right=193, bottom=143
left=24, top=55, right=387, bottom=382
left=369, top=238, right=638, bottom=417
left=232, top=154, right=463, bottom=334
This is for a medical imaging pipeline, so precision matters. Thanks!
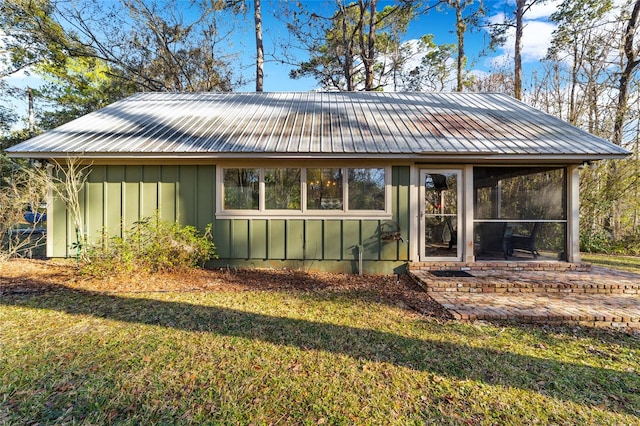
left=51, top=165, right=411, bottom=274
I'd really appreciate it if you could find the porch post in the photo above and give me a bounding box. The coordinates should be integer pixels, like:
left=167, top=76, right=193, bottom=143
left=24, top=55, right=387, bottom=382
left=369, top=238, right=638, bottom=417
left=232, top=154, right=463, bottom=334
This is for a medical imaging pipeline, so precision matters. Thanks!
left=567, top=164, right=581, bottom=263
left=409, top=164, right=420, bottom=262
left=463, top=165, right=475, bottom=263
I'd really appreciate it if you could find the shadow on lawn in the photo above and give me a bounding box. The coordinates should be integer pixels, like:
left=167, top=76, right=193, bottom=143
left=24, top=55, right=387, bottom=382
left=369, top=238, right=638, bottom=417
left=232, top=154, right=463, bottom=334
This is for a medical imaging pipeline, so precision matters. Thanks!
left=2, top=283, right=639, bottom=417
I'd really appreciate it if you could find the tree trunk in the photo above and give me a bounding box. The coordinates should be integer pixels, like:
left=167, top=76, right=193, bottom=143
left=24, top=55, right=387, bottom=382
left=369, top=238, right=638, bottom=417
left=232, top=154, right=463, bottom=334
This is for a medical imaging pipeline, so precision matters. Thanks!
left=454, top=0, right=465, bottom=92
left=514, top=0, right=525, bottom=100
left=357, top=0, right=376, bottom=91
left=365, top=0, right=376, bottom=90
left=338, top=1, right=355, bottom=91
left=254, top=0, right=264, bottom=92
left=613, top=0, right=640, bottom=146
left=28, top=87, right=35, bottom=137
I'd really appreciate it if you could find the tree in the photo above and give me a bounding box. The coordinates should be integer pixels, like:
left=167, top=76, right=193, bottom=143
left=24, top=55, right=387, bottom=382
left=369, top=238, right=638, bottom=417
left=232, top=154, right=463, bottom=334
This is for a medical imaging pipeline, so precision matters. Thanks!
left=540, top=0, right=640, bottom=246
left=0, top=158, right=49, bottom=262
left=446, top=0, right=484, bottom=92
left=400, top=36, right=456, bottom=91
left=547, top=0, right=614, bottom=125
left=488, top=0, right=546, bottom=99
left=286, top=0, right=418, bottom=91
left=0, top=83, right=18, bottom=137
left=35, top=56, right=136, bottom=130
left=1, top=0, right=241, bottom=93
left=613, top=0, right=640, bottom=147
left=254, top=0, right=264, bottom=91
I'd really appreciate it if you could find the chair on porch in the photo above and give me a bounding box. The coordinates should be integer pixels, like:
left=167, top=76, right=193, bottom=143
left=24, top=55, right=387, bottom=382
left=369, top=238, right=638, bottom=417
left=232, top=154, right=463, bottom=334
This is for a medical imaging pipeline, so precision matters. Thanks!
left=510, top=222, right=541, bottom=258
left=477, top=222, right=510, bottom=259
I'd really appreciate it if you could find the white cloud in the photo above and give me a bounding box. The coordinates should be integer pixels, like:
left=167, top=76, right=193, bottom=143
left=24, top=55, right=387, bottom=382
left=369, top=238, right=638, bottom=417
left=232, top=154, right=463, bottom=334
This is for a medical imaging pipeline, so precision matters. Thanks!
left=525, top=0, right=563, bottom=20
left=483, top=2, right=560, bottom=69
left=521, top=20, right=556, bottom=61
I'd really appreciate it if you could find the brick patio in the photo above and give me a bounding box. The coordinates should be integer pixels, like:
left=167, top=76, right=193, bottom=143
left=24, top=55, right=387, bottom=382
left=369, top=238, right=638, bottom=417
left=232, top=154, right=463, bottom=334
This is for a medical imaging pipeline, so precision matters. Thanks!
left=408, top=263, right=640, bottom=330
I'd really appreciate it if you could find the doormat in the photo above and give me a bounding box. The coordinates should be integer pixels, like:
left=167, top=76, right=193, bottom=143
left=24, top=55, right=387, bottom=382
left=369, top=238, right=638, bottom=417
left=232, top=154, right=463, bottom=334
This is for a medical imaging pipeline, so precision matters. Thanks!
left=430, top=270, right=474, bottom=278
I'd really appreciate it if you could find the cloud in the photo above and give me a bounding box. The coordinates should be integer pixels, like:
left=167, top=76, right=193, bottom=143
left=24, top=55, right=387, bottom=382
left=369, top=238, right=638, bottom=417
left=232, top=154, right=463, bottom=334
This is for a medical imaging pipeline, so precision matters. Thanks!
left=525, top=0, right=563, bottom=20
left=484, top=2, right=559, bottom=69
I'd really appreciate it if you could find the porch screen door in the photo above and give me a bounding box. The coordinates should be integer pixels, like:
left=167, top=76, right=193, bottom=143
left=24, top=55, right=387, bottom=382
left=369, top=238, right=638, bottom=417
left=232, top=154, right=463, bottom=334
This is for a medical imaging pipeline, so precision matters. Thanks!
left=420, top=170, right=462, bottom=260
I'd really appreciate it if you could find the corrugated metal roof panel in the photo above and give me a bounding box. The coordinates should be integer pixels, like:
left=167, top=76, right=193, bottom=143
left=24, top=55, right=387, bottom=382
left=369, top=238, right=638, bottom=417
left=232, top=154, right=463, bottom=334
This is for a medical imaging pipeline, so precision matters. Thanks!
left=7, top=92, right=631, bottom=159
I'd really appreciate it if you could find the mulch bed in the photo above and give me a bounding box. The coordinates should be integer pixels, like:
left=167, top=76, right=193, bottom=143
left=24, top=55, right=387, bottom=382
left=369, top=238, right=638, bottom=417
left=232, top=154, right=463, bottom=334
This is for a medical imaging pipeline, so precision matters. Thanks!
left=0, top=259, right=450, bottom=319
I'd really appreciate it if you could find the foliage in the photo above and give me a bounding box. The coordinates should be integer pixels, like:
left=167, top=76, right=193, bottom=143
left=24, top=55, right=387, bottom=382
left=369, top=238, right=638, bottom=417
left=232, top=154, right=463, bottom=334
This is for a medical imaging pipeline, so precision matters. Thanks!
left=0, top=158, right=48, bottom=262
left=31, top=159, right=92, bottom=261
left=81, top=216, right=217, bottom=277
left=0, top=0, right=241, bottom=94
left=35, top=57, right=136, bottom=130
left=1, top=270, right=639, bottom=424
left=400, top=35, right=457, bottom=91
left=285, top=1, right=420, bottom=91
left=580, top=229, right=640, bottom=255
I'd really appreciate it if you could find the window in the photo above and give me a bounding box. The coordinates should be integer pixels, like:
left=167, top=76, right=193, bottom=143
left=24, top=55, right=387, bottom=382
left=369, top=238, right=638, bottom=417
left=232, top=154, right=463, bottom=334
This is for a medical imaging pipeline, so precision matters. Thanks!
left=265, top=168, right=301, bottom=210
left=348, top=168, right=385, bottom=210
left=307, top=168, right=343, bottom=210
left=223, top=168, right=259, bottom=210
left=220, top=166, right=389, bottom=216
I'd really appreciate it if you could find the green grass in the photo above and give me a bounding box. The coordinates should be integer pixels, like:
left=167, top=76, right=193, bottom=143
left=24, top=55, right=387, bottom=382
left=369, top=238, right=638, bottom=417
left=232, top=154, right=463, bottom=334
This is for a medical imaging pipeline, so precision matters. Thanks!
left=582, top=253, right=640, bottom=274
left=1, top=285, right=639, bottom=425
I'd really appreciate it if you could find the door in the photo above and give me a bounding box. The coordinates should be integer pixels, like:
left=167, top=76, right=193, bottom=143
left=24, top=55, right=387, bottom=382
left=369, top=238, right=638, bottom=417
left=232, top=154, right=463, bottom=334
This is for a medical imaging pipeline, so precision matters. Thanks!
left=420, top=170, right=462, bottom=260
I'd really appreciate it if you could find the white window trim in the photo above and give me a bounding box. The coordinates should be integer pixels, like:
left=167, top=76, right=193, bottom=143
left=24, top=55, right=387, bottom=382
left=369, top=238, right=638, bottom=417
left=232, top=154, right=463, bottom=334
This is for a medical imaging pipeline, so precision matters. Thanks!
left=217, top=165, right=392, bottom=219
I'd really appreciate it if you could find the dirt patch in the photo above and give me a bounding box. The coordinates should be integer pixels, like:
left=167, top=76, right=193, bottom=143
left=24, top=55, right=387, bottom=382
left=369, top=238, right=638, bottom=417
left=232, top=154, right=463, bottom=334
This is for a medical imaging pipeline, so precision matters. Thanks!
left=0, top=259, right=450, bottom=318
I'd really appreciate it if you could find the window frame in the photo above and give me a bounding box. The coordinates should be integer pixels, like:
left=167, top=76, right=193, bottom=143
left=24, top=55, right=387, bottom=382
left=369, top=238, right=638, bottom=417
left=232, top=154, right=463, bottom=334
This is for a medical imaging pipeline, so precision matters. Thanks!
left=217, top=165, right=392, bottom=219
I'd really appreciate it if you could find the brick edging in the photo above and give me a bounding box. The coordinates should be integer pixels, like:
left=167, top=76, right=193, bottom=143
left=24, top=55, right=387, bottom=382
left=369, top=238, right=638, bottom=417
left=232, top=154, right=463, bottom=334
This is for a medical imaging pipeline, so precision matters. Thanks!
left=408, top=261, right=591, bottom=272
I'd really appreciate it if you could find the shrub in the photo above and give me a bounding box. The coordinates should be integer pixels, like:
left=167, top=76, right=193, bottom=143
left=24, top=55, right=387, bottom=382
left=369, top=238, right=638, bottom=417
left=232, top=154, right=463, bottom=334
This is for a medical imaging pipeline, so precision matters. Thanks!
left=580, top=229, right=640, bottom=255
left=0, top=158, right=48, bottom=263
left=82, top=216, right=217, bottom=277
left=579, top=229, right=613, bottom=253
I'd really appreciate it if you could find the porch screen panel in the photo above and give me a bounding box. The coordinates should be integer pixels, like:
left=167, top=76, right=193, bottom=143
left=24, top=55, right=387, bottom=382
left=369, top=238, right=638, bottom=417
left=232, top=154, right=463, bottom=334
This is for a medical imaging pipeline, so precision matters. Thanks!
left=473, top=166, right=567, bottom=261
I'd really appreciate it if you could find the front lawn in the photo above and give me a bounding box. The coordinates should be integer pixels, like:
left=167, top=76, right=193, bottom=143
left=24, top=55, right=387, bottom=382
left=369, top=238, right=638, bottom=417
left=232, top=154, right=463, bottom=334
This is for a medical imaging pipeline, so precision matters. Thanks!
left=1, top=260, right=639, bottom=425
left=582, top=253, right=640, bottom=274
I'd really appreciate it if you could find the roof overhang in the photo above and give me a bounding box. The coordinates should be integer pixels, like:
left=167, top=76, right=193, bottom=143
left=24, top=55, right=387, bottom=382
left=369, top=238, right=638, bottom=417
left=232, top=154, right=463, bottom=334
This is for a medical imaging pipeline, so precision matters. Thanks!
left=6, top=150, right=629, bottom=165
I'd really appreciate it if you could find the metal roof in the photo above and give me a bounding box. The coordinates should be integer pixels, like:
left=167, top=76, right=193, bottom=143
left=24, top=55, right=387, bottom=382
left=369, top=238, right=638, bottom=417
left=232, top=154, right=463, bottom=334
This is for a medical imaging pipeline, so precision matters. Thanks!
left=7, top=92, right=630, bottom=161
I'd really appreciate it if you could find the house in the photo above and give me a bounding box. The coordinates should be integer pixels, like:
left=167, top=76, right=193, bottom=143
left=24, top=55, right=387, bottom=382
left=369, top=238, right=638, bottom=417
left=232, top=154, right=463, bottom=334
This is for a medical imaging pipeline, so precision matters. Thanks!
left=6, top=92, right=630, bottom=274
